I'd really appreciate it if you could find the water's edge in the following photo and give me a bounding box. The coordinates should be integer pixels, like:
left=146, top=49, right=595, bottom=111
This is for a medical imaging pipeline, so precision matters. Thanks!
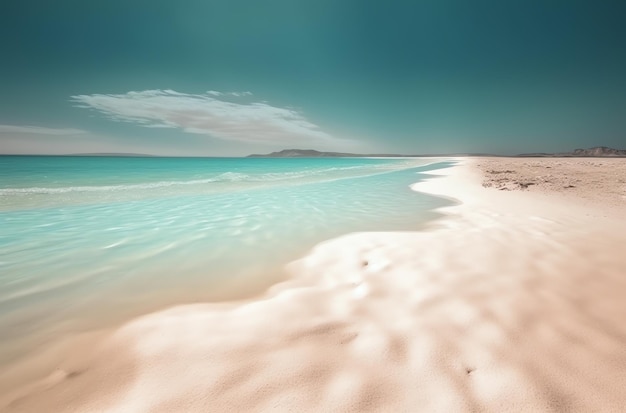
left=0, top=159, right=456, bottom=397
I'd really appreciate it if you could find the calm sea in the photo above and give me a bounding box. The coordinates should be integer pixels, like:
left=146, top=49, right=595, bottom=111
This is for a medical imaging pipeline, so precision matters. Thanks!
left=0, top=156, right=452, bottom=367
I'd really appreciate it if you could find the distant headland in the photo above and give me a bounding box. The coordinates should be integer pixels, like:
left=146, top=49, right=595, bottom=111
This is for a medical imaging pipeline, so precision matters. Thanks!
left=68, top=152, right=156, bottom=157
left=247, top=147, right=626, bottom=158
left=517, top=146, right=626, bottom=157
left=246, top=149, right=496, bottom=158
left=2, top=147, right=623, bottom=158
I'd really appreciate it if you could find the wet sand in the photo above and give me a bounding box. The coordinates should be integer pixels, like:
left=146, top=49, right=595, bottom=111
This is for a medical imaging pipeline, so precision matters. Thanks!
left=2, top=157, right=626, bottom=412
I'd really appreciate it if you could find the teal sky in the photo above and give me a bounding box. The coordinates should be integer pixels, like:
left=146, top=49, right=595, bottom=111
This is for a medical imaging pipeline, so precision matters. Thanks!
left=1, top=0, right=625, bottom=156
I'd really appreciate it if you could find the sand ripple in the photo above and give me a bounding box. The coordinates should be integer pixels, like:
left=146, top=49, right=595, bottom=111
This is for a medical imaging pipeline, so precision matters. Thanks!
left=2, top=159, right=626, bottom=412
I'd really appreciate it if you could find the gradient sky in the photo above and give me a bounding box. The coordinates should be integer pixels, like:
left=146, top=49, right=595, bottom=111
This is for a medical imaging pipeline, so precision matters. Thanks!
left=1, top=0, right=625, bottom=156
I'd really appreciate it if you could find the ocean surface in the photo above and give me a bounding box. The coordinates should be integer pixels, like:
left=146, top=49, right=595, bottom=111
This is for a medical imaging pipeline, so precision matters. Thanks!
left=0, top=156, right=452, bottom=368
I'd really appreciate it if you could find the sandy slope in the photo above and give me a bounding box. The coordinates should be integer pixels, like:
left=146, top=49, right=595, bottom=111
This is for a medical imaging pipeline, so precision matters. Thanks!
left=477, top=157, right=626, bottom=217
left=2, top=158, right=626, bottom=412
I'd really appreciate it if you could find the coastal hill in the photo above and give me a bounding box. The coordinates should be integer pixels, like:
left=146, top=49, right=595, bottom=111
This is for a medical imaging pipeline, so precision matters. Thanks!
left=518, top=146, right=626, bottom=157
left=248, top=147, right=626, bottom=158
left=246, top=149, right=494, bottom=158
left=247, top=149, right=358, bottom=158
left=69, top=152, right=155, bottom=157
left=570, top=146, right=626, bottom=156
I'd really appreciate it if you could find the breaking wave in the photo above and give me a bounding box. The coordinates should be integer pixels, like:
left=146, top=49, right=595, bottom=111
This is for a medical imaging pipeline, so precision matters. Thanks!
left=0, top=163, right=419, bottom=196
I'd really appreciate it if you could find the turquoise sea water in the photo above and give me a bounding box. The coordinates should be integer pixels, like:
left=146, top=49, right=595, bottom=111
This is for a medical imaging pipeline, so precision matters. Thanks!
left=0, top=156, right=452, bottom=367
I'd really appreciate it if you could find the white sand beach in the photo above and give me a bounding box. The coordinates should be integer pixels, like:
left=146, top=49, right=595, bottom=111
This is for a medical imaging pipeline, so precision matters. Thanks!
left=2, top=157, right=626, bottom=412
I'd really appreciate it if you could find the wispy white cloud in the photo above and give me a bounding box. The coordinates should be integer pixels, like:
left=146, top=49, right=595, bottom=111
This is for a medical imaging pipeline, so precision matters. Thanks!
left=71, top=89, right=335, bottom=145
left=0, top=124, right=86, bottom=135
left=206, top=91, right=252, bottom=97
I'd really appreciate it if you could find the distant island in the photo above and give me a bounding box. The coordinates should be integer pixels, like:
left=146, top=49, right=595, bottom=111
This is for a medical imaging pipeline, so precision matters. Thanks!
left=248, top=147, right=626, bottom=158
left=247, top=149, right=495, bottom=158
left=247, top=149, right=359, bottom=158
left=69, top=153, right=156, bottom=157
left=5, top=146, right=622, bottom=158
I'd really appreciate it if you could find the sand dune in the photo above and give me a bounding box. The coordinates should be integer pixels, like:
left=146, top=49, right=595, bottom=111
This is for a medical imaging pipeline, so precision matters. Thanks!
left=2, top=158, right=626, bottom=412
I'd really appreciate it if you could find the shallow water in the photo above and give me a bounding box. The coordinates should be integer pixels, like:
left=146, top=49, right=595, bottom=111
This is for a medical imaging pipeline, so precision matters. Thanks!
left=0, top=156, right=452, bottom=367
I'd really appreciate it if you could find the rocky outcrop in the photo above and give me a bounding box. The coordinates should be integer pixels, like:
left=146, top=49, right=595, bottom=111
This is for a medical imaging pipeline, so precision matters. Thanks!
left=569, top=146, right=626, bottom=156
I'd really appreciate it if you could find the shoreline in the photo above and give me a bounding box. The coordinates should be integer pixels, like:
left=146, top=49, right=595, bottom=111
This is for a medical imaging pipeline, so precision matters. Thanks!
left=0, top=158, right=448, bottom=372
left=2, top=158, right=626, bottom=412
